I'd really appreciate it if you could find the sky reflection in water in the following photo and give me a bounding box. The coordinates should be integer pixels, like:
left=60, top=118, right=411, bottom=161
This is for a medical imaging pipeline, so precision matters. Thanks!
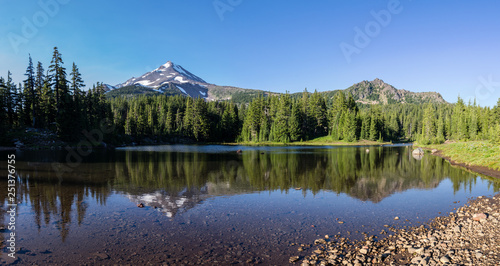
left=1, top=145, right=498, bottom=264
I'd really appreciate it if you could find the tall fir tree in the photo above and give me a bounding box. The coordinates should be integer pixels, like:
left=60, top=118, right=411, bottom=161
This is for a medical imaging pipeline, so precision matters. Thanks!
left=23, top=54, right=36, bottom=127
left=34, top=62, right=45, bottom=127
left=5, top=71, right=17, bottom=126
left=48, top=47, right=74, bottom=140
left=420, top=104, right=436, bottom=144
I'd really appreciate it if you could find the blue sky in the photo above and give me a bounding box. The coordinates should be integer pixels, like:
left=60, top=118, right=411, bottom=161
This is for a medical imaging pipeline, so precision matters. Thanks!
left=1, top=0, right=500, bottom=107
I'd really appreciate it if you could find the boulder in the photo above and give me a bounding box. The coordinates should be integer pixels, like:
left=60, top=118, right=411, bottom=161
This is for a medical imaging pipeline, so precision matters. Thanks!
left=412, top=148, right=424, bottom=155
left=412, top=148, right=424, bottom=160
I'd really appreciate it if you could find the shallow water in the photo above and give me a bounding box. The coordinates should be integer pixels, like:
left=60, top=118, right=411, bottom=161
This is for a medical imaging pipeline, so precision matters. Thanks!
left=0, top=144, right=499, bottom=264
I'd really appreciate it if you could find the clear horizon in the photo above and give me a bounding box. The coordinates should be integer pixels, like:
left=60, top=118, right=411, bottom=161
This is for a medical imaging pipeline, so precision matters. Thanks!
left=2, top=0, right=500, bottom=107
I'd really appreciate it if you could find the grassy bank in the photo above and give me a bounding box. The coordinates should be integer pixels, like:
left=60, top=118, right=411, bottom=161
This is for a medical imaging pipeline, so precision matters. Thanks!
left=229, top=137, right=392, bottom=146
left=417, top=141, right=500, bottom=170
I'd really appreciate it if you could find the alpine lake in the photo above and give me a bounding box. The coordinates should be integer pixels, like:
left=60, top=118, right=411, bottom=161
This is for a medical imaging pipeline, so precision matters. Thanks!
left=1, top=144, right=499, bottom=264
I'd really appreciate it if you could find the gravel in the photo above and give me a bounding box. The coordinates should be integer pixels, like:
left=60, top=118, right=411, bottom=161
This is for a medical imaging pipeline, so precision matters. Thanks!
left=293, top=193, right=500, bottom=265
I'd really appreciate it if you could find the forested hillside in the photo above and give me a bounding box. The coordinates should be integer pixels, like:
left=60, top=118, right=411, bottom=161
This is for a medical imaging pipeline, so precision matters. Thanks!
left=1, top=49, right=499, bottom=147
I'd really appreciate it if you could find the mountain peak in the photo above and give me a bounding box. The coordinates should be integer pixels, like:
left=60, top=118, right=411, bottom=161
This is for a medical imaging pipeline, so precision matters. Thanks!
left=115, top=61, right=208, bottom=89
left=111, top=61, right=210, bottom=99
left=371, top=78, right=385, bottom=85
left=163, top=61, right=173, bottom=68
left=347, top=78, right=446, bottom=104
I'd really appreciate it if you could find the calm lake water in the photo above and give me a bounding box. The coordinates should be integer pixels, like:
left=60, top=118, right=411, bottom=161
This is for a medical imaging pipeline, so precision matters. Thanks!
left=1, top=144, right=499, bottom=264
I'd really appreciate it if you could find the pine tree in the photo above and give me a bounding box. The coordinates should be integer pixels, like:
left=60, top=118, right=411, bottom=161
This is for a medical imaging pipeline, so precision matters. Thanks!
left=192, top=98, right=209, bottom=141
left=300, top=89, right=312, bottom=139
left=40, top=77, right=55, bottom=129
left=360, top=114, right=370, bottom=140
left=274, top=94, right=291, bottom=143
left=165, top=103, right=174, bottom=134
left=343, top=110, right=357, bottom=142
left=468, top=101, right=478, bottom=140
left=289, top=102, right=302, bottom=141
left=175, top=108, right=183, bottom=134
left=308, top=90, right=327, bottom=137
left=435, top=110, right=445, bottom=143
left=0, top=77, right=6, bottom=126
left=125, top=108, right=136, bottom=136
left=5, top=71, right=17, bottom=126
left=34, top=62, right=45, bottom=128
left=451, top=97, right=467, bottom=140
left=230, top=104, right=240, bottom=141
left=48, top=47, right=74, bottom=139
left=491, top=124, right=500, bottom=145
left=494, top=98, right=500, bottom=122
left=70, top=62, right=85, bottom=98
left=420, top=104, right=436, bottom=144
left=457, top=113, right=468, bottom=141
left=48, top=47, right=66, bottom=114
left=183, top=98, right=194, bottom=137
left=369, top=113, right=378, bottom=141
left=23, top=54, right=35, bottom=127
left=69, top=62, right=86, bottom=134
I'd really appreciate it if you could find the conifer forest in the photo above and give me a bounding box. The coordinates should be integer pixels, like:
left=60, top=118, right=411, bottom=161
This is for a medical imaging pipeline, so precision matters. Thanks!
left=1, top=47, right=500, bottom=146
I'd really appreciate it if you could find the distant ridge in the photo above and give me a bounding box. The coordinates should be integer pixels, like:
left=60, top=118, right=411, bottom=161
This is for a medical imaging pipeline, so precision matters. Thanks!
left=104, top=62, right=447, bottom=105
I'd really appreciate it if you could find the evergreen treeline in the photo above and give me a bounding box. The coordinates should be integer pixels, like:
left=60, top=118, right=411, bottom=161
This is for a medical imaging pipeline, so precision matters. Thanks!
left=0, top=47, right=111, bottom=142
left=239, top=90, right=500, bottom=144
left=1, top=48, right=499, bottom=146
left=109, top=95, right=240, bottom=143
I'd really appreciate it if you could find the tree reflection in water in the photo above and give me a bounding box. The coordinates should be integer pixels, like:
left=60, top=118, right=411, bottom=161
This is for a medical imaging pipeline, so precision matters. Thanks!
left=1, top=145, right=498, bottom=243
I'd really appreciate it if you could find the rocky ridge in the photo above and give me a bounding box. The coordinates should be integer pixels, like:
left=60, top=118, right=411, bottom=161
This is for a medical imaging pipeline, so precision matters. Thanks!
left=346, top=78, right=446, bottom=105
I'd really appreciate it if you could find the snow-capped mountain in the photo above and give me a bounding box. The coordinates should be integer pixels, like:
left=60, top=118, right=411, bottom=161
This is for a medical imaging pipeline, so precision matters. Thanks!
left=116, top=61, right=207, bottom=88
left=110, top=61, right=210, bottom=99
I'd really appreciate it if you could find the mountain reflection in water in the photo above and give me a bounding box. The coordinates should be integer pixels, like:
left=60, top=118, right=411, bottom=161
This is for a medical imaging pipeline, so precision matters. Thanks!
left=1, top=145, right=498, bottom=245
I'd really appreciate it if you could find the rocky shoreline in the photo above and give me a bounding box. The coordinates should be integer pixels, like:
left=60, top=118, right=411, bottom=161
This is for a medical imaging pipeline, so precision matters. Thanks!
left=292, top=193, right=500, bottom=265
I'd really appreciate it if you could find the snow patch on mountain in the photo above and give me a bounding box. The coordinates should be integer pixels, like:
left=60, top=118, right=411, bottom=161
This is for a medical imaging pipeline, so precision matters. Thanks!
left=175, top=76, right=188, bottom=83
left=137, top=80, right=153, bottom=86
left=177, top=86, right=187, bottom=95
